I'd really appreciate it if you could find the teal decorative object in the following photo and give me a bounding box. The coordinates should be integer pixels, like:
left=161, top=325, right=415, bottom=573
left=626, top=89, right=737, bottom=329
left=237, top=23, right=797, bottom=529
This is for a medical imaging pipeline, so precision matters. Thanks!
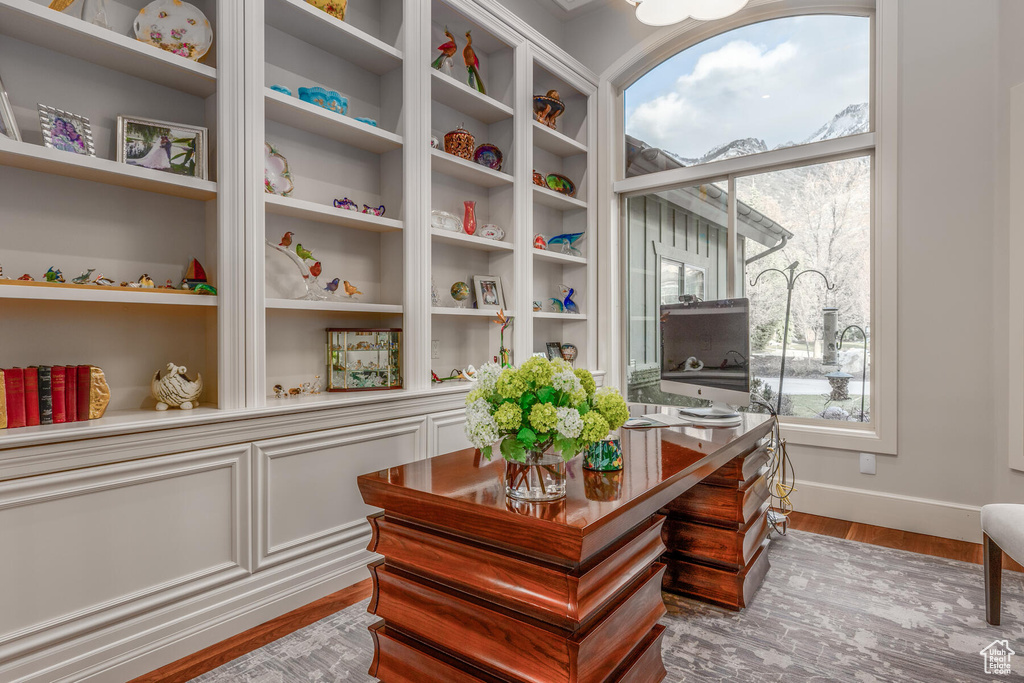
left=583, top=436, right=623, bottom=471
left=298, top=87, right=348, bottom=115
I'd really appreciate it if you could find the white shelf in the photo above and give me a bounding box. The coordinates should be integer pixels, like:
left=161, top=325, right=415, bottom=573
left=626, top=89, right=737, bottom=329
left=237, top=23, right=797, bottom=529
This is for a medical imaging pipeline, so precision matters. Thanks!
left=431, top=307, right=501, bottom=317
left=534, top=311, right=588, bottom=320
left=0, top=282, right=217, bottom=306
left=264, top=0, right=402, bottom=75
left=266, top=298, right=403, bottom=314
left=532, top=121, right=587, bottom=157
left=533, top=249, right=588, bottom=265
left=430, top=71, right=514, bottom=124
left=265, top=195, right=403, bottom=232
left=533, top=184, right=586, bottom=211
left=431, top=229, right=514, bottom=252
left=0, top=0, right=217, bottom=97
left=431, top=149, right=513, bottom=188
left=264, top=88, right=403, bottom=153
left=0, top=137, right=217, bottom=200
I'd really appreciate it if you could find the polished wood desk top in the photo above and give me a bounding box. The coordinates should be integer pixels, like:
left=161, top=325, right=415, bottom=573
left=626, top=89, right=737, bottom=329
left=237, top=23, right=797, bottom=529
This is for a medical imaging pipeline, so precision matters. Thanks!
left=358, top=410, right=771, bottom=567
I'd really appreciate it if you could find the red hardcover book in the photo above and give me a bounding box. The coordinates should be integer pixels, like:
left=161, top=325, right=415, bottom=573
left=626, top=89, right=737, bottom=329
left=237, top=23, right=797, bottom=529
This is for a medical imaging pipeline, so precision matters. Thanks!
left=65, top=366, right=78, bottom=422
left=5, top=368, right=26, bottom=429
left=77, top=365, right=91, bottom=421
left=51, top=366, right=66, bottom=424
left=23, top=367, right=40, bottom=427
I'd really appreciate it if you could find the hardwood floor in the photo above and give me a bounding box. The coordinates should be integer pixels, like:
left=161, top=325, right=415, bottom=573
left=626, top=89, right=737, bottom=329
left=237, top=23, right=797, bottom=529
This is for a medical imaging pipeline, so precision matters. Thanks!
left=134, top=514, right=1022, bottom=682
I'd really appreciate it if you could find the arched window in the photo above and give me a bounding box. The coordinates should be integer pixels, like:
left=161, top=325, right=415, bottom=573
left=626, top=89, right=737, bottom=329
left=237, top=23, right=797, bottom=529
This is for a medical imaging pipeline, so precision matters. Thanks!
left=618, top=9, right=890, bottom=439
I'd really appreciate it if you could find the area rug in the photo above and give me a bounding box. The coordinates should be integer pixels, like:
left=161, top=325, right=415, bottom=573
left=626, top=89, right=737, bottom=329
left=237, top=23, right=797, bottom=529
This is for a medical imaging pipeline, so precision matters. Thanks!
left=191, top=531, right=1024, bottom=682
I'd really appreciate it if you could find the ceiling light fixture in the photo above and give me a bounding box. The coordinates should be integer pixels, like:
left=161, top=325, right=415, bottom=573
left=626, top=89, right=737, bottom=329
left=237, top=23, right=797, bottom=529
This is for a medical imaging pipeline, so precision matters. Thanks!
left=628, top=0, right=750, bottom=26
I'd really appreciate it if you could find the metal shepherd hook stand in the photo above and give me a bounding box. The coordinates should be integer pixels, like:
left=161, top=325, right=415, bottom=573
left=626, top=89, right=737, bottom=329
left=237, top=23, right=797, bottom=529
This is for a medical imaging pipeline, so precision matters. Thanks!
left=836, top=325, right=868, bottom=422
left=749, top=262, right=835, bottom=414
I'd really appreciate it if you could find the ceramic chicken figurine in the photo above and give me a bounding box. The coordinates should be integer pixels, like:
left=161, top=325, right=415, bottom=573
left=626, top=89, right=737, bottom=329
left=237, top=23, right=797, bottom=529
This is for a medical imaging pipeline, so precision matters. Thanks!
left=279, top=231, right=294, bottom=247
left=343, top=280, right=362, bottom=298
left=139, top=274, right=155, bottom=288
left=324, top=278, right=341, bottom=293
left=296, top=243, right=315, bottom=261
left=431, top=27, right=458, bottom=73
left=464, top=31, right=485, bottom=94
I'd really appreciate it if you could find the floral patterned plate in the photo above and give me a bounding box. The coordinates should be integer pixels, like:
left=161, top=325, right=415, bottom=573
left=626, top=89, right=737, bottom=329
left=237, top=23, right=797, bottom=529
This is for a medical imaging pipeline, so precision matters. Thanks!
left=265, top=142, right=294, bottom=197
left=134, top=0, right=213, bottom=61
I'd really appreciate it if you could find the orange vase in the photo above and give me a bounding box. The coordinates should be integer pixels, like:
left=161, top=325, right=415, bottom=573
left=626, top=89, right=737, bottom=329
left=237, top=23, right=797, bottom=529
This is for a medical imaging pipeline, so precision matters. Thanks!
left=463, top=201, right=477, bottom=236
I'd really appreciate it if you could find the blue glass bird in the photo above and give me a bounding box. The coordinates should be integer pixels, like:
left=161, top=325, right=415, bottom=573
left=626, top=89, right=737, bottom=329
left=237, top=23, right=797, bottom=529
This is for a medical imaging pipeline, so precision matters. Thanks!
left=557, top=284, right=579, bottom=314
left=324, top=278, right=340, bottom=293
left=547, top=232, right=584, bottom=256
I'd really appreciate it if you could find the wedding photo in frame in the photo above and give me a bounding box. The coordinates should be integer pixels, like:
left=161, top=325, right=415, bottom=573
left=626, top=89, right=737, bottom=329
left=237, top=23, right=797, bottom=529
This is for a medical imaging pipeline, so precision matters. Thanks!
left=116, top=115, right=209, bottom=179
left=472, top=275, right=505, bottom=310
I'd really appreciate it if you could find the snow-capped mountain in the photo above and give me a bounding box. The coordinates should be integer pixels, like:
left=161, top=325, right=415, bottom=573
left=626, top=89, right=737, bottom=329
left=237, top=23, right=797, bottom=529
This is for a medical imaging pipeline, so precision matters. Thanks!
left=802, top=103, right=870, bottom=144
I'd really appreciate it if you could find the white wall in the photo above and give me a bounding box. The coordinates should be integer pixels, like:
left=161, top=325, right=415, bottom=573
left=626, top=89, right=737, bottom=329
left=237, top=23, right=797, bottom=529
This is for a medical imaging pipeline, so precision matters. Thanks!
left=559, top=0, right=1024, bottom=538
left=494, top=0, right=566, bottom=44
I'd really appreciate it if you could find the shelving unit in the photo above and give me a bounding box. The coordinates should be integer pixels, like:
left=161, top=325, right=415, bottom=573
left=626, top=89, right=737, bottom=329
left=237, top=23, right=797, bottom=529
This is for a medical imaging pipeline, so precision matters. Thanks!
left=533, top=248, right=587, bottom=265
left=0, top=282, right=218, bottom=307
left=431, top=229, right=514, bottom=252
left=430, top=71, right=514, bottom=123
left=264, top=194, right=403, bottom=232
left=263, top=88, right=403, bottom=153
left=533, top=183, right=587, bottom=210
left=430, top=149, right=513, bottom=187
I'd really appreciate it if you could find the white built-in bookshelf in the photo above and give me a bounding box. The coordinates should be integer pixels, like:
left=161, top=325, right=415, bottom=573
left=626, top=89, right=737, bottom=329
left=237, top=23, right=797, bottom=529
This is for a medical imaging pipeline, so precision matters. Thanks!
left=0, top=0, right=598, bottom=442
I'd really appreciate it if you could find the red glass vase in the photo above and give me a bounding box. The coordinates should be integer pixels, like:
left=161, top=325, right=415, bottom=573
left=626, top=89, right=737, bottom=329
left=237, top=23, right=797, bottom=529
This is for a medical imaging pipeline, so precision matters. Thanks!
left=463, top=201, right=477, bottom=236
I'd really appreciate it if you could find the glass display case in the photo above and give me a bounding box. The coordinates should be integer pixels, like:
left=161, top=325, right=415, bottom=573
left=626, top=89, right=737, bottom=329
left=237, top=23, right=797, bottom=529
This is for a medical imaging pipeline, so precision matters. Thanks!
left=326, top=328, right=402, bottom=392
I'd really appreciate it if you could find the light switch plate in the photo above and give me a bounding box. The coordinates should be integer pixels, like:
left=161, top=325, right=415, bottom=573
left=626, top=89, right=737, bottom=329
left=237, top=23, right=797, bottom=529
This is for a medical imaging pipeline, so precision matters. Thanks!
left=860, top=453, right=876, bottom=475
left=431, top=340, right=440, bottom=359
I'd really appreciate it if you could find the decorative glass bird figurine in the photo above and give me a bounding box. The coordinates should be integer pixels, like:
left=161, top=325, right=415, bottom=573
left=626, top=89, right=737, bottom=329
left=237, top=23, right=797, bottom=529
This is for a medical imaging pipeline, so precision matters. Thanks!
left=309, top=261, right=322, bottom=278
left=343, top=280, right=363, bottom=299
left=432, top=27, right=458, bottom=77
left=296, top=243, right=315, bottom=261
left=324, top=278, right=341, bottom=293
left=464, top=31, right=485, bottom=95
left=547, top=232, right=585, bottom=256
left=558, top=284, right=579, bottom=314
left=279, top=231, right=294, bottom=247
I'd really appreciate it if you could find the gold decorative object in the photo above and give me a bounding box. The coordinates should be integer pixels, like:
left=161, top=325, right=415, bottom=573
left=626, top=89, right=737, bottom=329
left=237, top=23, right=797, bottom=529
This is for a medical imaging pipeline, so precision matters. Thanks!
left=444, top=124, right=475, bottom=160
left=48, top=0, right=75, bottom=11
left=306, top=0, right=347, bottom=20
left=0, top=369, right=6, bottom=429
left=89, top=367, right=111, bottom=420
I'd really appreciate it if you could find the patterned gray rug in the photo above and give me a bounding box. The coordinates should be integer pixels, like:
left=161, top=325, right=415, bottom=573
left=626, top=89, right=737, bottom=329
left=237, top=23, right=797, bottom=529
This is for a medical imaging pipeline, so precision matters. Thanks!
left=191, top=531, right=1024, bottom=682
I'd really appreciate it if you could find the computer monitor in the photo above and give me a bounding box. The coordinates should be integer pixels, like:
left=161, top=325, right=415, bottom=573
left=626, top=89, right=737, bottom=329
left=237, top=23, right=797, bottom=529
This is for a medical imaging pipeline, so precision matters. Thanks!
left=659, top=298, right=751, bottom=408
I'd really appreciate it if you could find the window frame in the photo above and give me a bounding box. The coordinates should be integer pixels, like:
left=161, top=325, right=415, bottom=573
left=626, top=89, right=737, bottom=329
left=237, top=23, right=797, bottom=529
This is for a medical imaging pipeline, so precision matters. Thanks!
left=598, top=0, right=898, bottom=454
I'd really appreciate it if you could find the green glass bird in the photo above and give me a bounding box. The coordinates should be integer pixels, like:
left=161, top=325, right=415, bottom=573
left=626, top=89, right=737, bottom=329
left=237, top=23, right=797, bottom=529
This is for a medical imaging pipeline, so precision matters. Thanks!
left=296, top=243, right=315, bottom=261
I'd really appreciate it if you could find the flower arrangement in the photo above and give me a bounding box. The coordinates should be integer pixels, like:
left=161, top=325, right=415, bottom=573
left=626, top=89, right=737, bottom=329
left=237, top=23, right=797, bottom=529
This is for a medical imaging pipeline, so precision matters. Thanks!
left=464, top=356, right=629, bottom=464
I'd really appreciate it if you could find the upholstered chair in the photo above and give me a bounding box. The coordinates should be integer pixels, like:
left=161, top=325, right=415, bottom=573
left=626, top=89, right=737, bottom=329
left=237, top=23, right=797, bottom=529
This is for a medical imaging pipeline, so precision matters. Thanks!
left=982, top=504, right=1024, bottom=625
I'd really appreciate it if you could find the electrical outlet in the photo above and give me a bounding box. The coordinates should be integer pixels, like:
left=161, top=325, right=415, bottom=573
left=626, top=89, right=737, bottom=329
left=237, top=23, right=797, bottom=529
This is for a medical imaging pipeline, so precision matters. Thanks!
left=860, top=453, right=876, bottom=475
left=431, top=340, right=439, bottom=359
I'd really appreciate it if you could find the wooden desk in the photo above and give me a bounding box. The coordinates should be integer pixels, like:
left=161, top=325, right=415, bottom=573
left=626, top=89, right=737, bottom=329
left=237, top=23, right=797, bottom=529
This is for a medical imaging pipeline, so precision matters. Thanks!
left=358, top=412, right=771, bottom=683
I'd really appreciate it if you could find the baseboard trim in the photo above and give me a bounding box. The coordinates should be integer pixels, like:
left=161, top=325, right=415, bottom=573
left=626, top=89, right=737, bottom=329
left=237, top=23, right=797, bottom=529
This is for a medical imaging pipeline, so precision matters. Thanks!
left=792, top=480, right=983, bottom=543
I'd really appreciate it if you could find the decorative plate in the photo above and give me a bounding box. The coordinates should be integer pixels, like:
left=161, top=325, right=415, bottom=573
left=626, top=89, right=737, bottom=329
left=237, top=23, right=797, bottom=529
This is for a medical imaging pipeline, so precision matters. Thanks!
left=134, top=0, right=213, bottom=61
left=479, top=224, right=504, bottom=240
left=546, top=173, right=577, bottom=197
left=306, top=0, right=347, bottom=20
left=532, top=170, right=546, bottom=186
left=473, top=144, right=503, bottom=171
left=430, top=209, right=463, bottom=233
left=298, top=87, right=348, bottom=115
left=264, top=142, right=294, bottom=197
left=355, top=117, right=378, bottom=127
left=270, top=85, right=292, bottom=96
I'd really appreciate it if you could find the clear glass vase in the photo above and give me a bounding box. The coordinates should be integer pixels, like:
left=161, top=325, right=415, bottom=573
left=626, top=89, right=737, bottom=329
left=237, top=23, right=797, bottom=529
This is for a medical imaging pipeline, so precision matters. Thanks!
left=505, top=451, right=566, bottom=502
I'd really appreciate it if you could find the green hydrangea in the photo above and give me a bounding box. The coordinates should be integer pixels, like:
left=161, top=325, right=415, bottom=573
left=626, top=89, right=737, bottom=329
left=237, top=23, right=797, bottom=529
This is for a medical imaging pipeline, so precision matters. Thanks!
left=466, top=388, right=487, bottom=404
left=529, top=402, right=558, bottom=433
left=519, top=356, right=554, bottom=388
left=494, top=402, right=523, bottom=431
left=575, top=368, right=597, bottom=397
left=580, top=411, right=610, bottom=444
left=496, top=368, right=527, bottom=399
left=594, top=387, right=629, bottom=430
left=569, top=387, right=588, bottom=406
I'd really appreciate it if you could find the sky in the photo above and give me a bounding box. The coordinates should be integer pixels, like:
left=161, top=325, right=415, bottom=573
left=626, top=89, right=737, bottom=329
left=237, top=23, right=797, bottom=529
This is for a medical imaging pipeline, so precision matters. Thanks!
left=624, top=15, right=871, bottom=160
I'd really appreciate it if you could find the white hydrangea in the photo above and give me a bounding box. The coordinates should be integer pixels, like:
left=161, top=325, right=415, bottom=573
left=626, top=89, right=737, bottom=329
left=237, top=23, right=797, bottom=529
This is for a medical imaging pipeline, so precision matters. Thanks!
left=474, top=362, right=502, bottom=395
left=464, top=398, right=500, bottom=450
left=552, top=369, right=582, bottom=394
left=556, top=406, right=583, bottom=439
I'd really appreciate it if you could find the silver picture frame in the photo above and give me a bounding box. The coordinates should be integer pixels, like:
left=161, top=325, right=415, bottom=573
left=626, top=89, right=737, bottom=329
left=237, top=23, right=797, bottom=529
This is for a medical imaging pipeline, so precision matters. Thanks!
left=116, top=115, right=209, bottom=180
left=472, top=274, right=505, bottom=310
left=0, top=71, right=20, bottom=142
left=38, top=104, right=94, bottom=156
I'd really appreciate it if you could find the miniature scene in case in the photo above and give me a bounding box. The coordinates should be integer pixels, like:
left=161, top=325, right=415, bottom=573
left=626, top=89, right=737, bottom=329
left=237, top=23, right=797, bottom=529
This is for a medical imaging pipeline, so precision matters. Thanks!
left=327, top=329, right=402, bottom=392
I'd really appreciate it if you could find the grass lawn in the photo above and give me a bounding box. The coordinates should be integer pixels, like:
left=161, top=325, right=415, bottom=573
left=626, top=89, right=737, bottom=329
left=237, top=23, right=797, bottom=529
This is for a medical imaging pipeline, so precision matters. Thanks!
left=786, top=394, right=870, bottom=419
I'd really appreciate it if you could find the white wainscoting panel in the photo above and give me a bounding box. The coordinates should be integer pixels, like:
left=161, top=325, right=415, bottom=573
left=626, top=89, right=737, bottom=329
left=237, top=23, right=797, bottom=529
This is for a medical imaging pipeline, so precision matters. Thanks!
left=0, top=445, right=251, bottom=662
left=253, top=417, right=427, bottom=570
left=427, top=409, right=470, bottom=458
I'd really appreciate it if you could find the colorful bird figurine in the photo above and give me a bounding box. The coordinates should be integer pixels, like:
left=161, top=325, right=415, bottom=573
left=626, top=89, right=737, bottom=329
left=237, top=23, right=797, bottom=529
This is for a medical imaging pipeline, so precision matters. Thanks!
left=431, top=27, right=458, bottom=71
left=548, top=297, right=564, bottom=313
left=279, top=231, right=294, bottom=247
left=295, top=243, right=315, bottom=261
left=139, top=274, right=155, bottom=288
left=93, top=275, right=115, bottom=286
left=324, top=278, right=341, bottom=293
left=44, top=267, right=65, bottom=283
left=558, top=284, right=579, bottom=314
left=309, top=261, right=322, bottom=278
left=464, top=31, right=485, bottom=95
left=343, top=280, right=362, bottom=298
left=72, top=269, right=95, bottom=285
left=547, top=232, right=585, bottom=256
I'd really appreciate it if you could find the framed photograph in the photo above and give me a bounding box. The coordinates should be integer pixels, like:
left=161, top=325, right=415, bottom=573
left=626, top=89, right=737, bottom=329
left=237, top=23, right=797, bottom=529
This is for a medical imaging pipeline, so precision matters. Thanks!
left=117, top=115, right=209, bottom=179
left=546, top=342, right=562, bottom=361
left=472, top=275, right=505, bottom=310
left=0, top=71, right=19, bottom=142
left=38, top=105, right=94, bottom=156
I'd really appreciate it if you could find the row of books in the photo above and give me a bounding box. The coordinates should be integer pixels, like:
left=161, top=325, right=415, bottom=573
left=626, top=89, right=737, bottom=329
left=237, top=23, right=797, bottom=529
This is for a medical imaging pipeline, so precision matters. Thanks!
left=1, top=366, right=102, bottom=429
